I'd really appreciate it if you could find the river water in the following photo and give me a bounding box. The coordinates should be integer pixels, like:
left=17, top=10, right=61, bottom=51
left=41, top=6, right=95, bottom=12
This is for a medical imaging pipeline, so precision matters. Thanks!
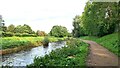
left=1, top=41, right=66, bottom=66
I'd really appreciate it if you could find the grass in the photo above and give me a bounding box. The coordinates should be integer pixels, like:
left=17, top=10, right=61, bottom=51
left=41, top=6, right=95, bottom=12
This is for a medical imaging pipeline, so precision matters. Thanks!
left=80, top=36, right=98, bottom=41
left=27, top=38, right=89, bottom=67
left=80, top=33, right=119, bottom=57
left=0, top=36, right=66, bottom=50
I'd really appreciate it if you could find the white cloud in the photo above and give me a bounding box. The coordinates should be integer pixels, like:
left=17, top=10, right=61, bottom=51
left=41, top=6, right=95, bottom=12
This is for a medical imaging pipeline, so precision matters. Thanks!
left=0, top=0, right=88, bottom=33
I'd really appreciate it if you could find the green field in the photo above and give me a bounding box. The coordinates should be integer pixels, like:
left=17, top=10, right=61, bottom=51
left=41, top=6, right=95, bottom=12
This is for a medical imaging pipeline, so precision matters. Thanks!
left=80, top=33, right=119, bottom=57
left=1, top=37, right=66, bottom=50
left=27, top=38, right=89, bottom=67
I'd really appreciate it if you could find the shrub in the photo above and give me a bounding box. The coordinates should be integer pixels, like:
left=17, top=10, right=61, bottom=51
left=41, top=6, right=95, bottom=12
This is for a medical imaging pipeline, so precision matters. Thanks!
left=2, top=32, right=14, bottom=37
left=14, top=33, right=37, bottom=37
left=14, top=33, right=22, bottom=37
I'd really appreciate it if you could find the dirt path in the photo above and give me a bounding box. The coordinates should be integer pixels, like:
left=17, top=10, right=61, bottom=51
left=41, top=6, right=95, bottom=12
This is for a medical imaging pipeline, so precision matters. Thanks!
left=82, top=40, right=119, bottom=66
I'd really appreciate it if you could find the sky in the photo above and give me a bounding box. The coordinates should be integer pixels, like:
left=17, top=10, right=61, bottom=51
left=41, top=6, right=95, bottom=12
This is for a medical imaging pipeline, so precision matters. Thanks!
left=0, top=0, right=88, bottom=33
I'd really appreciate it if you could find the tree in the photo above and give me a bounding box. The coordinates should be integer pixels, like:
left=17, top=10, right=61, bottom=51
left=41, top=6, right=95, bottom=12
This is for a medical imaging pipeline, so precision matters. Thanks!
left=14, top=24, right=34, bottom=34
left=72, top=16, right=80, bottom=37
left=0, top=15, right=2, bottom=24
left=68, top=33, right=72, bottom=37
left=49, top=25, right=68, bottom=37
left=14, top=25, right=23, bottom=33
left=72, top=15, right=86, bottom=37
left=36, top=30, right=47, bottom=36
left=1, top=26, right=7, bottom=32
left=0, top=15, right=7, bottom=32
left=0, top=15, right=4, bottom=24
left=7, top=24, right=15, bottom=32
left=81, top=1, right=118, bottom=37
left=22, top=24, right=33, bottom=34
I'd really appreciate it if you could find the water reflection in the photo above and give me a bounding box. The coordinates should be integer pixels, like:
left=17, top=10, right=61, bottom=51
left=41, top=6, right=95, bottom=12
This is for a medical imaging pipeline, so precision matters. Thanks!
left=1, top=41, right=66, bottom=66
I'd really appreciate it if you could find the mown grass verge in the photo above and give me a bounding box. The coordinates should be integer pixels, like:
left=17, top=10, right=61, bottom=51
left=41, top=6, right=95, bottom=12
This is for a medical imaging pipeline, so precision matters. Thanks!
left=80, top=33, right=119, bottom=57
left=27, top=38, right=89, bottom=67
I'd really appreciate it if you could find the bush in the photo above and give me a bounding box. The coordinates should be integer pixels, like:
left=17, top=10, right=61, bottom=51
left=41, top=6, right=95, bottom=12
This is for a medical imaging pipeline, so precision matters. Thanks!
left=14, top=33, right=22, bottom=37
left=21, top=33, right=29, bottom=37
left=68, top=33, right=72, bottom=37
left=31, top=34, right=37, bottom=37
left=14, top=33, right=37, bottom=37
left=2, top=32, right=14, bottom=37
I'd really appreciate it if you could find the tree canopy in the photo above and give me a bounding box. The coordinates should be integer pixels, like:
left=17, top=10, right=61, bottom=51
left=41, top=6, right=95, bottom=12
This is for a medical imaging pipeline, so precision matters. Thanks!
left=14, top=24, right=33, bottom=34
left=72, top=1, right=119, bottom=37
left=7, top=24, right=15, bottom=32
left=49, top=25, right=68, bottom=37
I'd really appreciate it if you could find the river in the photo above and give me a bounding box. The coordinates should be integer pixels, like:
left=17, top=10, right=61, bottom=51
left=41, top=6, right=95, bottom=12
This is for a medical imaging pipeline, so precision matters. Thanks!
left=1, top=41, right=66, bottom=66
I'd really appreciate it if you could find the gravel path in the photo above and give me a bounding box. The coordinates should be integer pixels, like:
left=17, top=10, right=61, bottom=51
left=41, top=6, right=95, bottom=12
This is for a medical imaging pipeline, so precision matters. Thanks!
left=82, top=40, right=119, bottom=67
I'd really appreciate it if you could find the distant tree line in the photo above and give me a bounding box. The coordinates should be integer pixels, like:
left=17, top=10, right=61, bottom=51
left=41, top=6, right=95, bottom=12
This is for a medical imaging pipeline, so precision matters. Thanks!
left=0, top=24, right=37, bottom=37
left=72, top=1, right=119, bottom=37
left=0, top=24, right=71, bottom=37
left=0, top=15, right=71, bottom=37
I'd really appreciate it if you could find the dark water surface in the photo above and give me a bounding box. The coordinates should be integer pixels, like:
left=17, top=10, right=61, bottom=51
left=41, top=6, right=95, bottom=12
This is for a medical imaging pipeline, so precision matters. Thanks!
left=1, top=41, right=66, bottom=66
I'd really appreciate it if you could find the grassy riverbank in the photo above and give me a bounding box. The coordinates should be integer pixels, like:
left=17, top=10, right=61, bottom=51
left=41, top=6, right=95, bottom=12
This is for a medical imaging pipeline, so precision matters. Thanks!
left=27, top=38, right=89, bottom=67
left=80, top=33, right=119, bottom=57
left=1, top=37, right=66, bottom=50
left=0, top=37, right=66, bottom=55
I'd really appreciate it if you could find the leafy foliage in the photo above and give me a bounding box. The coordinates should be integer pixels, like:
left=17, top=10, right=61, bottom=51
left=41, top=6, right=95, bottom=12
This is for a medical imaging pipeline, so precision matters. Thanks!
left=72, top=1, right=119, bottom=37
left=83, top=2, right=118, bottom=36
left=1, top=23, right=37, bottom=37
left=2, top=32, right=14, bottom=37
left=27, top=39, right=89, bottom=67
left=0, top=26, right=7, bottom=32
left=72, top=16, right=86, bottom=37
left=7, top=24, right=15, bottom=32
left=14, top=24, right=33, bottom=34
left=50, top=25, right=69, bottom=37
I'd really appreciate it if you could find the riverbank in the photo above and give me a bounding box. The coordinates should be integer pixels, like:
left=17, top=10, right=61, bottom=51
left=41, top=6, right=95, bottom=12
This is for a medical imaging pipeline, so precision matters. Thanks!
left=2, top=41, right=66, bottom=66
left=27, top=38, right=89, bottom=67
left=0, top=37, right=66, bottom=55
